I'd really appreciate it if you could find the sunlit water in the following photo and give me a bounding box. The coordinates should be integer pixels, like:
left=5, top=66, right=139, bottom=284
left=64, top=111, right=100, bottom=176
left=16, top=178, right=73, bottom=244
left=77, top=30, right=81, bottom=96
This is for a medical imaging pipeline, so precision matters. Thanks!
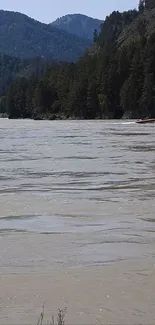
left=0, top=119, right=155, bottom=272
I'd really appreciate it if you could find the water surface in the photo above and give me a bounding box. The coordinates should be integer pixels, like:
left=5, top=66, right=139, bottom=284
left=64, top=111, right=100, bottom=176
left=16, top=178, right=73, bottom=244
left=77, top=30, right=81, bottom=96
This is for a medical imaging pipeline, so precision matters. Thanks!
left=0, top=119, right=155, bottom=271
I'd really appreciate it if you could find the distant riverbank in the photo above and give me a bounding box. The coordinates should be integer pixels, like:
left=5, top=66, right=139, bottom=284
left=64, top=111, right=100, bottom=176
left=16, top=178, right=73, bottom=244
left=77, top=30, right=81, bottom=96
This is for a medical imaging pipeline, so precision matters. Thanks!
left=2, top=109, right=141, bottom=121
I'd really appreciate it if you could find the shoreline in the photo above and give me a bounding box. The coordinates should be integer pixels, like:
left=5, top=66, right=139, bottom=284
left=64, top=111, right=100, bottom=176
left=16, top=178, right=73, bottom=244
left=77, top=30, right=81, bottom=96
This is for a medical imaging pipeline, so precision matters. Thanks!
left=0, top=116, right=137, bottom=121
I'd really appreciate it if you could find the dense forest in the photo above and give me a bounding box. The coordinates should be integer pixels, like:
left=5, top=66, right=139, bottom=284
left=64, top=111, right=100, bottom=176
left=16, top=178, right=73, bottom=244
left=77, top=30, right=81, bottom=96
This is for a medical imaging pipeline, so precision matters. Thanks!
left=1, top=0, right=155, bottom=120
left=0, top=54, right=52, bottom=115
left=0, top=54, right=51, bottom=94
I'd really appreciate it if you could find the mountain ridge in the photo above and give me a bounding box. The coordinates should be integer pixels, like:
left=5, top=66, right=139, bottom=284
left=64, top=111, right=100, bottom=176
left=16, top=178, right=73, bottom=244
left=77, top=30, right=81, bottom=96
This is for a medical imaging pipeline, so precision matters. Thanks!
left=0, top=10, right=91, bottom=62
left=3, top=3, right=155, bottom=120
left=51, top=13, right=103, bottom=40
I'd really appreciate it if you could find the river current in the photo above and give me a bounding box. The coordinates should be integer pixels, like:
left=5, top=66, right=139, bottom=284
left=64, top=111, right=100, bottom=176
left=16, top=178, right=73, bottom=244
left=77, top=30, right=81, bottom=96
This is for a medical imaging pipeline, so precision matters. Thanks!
left=0, top=119, right=155, bottom=271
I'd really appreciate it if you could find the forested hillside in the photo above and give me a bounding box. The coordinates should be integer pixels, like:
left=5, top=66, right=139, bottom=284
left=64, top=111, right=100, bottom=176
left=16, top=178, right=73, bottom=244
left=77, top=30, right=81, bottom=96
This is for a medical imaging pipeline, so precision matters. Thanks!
left=1, top=0, right=155, bottom=120
left=0, top=54, right=51, bottom=114
left=0, top=54, right=50, bottom=94
left=0, top=10, right=91, bottom=62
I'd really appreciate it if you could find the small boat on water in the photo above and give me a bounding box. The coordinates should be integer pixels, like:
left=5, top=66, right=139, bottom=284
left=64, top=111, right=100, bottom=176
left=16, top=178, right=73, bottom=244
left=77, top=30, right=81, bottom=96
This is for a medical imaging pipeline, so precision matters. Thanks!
left=136, top=117, right=155, bottom=124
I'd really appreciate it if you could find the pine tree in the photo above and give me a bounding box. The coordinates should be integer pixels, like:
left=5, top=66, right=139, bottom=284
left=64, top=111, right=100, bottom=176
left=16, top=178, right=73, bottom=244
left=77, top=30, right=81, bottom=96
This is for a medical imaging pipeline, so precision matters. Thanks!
left=138, top=0, right=145, bottom=11
left=93, top=29, right=98, bottom=43
left=7, top=84, right=20, bottom=118
left=32, top=81, right=44, bottom=118
left=86, top=81, right=99, bottom=118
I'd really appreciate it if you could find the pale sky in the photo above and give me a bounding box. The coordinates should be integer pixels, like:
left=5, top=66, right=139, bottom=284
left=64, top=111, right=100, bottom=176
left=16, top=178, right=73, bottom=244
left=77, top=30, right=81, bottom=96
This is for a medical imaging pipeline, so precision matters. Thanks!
left=0, top=0, right=138, bottom=23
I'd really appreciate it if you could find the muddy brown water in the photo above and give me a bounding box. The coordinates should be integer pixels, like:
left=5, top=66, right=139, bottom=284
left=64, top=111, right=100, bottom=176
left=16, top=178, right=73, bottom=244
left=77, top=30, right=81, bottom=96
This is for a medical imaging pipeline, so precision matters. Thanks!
left=0, top=119, right=155, bottom=324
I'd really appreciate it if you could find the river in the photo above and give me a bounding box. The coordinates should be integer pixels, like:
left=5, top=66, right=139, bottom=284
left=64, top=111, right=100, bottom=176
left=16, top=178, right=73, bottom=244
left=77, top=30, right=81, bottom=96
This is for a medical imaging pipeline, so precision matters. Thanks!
left=0, top=119, right=155, bottom=324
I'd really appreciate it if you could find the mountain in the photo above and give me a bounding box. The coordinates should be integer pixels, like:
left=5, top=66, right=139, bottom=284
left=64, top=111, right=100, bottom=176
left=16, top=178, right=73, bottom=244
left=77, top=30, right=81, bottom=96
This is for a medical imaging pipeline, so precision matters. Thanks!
left=51, top=14, right=103, bottom=40
left=0, top=10, right=91, bottom=62
left=3, top=1, right=155, bottom=120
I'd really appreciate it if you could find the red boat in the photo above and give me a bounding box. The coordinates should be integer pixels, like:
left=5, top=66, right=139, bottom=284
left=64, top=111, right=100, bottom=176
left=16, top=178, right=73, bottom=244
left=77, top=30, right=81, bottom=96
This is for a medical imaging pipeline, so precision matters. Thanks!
left=136, top=118, right=155, bottom=124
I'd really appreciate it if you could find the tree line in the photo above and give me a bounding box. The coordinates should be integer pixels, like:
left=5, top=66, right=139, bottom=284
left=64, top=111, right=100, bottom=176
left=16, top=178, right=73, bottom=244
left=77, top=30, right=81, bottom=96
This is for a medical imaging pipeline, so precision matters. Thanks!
left=1, top=0, right=155, bottom=120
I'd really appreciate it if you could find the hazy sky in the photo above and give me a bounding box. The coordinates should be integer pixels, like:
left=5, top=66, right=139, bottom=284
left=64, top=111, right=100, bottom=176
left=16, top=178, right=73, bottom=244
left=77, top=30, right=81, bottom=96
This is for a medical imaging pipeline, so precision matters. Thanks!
left=0, top=0, right=138, bottom=23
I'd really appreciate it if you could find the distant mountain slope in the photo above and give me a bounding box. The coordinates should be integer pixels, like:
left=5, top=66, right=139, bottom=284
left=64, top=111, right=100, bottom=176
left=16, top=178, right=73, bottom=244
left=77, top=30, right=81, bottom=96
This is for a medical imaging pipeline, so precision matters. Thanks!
left=3, top=3, right=155, bottom=120
left=0, top=10, right=91, bottom=62
left=51, top=14, right=103, bottom=40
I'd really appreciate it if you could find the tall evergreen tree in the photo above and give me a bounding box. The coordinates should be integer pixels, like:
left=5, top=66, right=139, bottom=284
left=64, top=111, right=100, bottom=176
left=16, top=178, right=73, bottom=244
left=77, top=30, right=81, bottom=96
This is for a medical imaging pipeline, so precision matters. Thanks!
left=138, top=0, right=145, bottom=11
left=86, top=81, right=99, bottom=118
left=3, top=4, right=155, bottom=120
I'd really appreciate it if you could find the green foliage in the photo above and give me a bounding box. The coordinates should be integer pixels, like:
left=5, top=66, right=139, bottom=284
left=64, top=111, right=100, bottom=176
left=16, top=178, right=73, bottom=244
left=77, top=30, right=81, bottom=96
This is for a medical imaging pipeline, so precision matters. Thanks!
left=93, top=29, right=98, bottom=43
left=96, top=10, right=138, bottom=48
left=0, top=53, right=52, bottom=91
left=1, top=5, right=155, bottom=120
